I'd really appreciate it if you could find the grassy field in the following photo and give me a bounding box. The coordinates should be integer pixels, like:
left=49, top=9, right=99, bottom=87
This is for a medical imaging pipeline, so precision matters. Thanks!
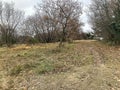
left=0, top=40, right=120, bottom=90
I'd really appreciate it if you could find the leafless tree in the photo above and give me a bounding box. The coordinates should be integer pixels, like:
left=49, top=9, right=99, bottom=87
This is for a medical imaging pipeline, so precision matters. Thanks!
left=35, top=0, right=83, bottom=46
left=0, top=2, right=24, bottom=46
left=23, top=13, right=58, bottom=43
left=89, top=0, right=120, bottom=44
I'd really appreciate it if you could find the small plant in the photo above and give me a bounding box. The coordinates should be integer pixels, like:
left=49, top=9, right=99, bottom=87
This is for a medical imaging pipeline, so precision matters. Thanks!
left=35, top=60, right=71, bottom=74
left=23, top=62, right=36, bottom=70
left=51, top=47, right=62, bottom=53
left=35, top=61, right=54, bottom=74
left=10, top=63, right=38, bottom=76
left=10, top=65, right=23, bottom=76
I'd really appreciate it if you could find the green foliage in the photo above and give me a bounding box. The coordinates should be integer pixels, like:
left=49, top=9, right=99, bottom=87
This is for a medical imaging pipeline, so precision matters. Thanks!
left=35, top=60, right=71, bottom=74
left=27, top=37, right=39, bottom=44
left=110, top=22, right=120, bottom=44
left=35, top=61, right=54, bottom=74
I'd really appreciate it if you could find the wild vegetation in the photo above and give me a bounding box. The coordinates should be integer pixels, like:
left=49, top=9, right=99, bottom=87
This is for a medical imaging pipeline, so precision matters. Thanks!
left=0, top=40, right=120, bottom=90
left=89, top=0, right=120, bottom=44
left=0, top=0, right=120, bottom=90
left=0, top=0, right=84, bottom=47
left=0, top=0, right=120, bottom=46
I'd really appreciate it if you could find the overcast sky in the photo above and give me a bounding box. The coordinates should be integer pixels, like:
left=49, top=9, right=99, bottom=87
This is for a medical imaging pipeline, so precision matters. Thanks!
left=2, top=0, right=93, bottom=32
left=80, top=0, right=93, bottom=32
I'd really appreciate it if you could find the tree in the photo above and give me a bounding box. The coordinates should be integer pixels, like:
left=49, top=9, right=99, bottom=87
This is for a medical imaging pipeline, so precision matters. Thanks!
left=0, top=2, right=24, bottom=46
left=89, top=0, right=120, bottom=44
left=23, top=13, right=59, bottom=43
left=66, top=18, right=84, bottom=42
left=110, top=0, right=120, bottom=44
left=36, top=0, right=83, bottom=46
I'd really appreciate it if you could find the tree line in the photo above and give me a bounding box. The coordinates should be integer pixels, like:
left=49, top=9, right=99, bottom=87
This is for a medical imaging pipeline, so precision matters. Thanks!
left=0, top=0, right=120, bottom=47
left=0, top=0, right=85, bottom=47
left=89, top=0, right=120, bottom=45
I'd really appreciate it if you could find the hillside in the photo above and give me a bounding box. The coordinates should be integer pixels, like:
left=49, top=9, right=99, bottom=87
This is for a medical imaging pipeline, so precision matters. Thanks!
left=0, top=40, right=120, bottom=90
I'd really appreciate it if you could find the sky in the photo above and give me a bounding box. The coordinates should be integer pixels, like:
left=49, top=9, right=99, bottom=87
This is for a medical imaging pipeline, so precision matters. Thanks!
left=80, top=0, right=93, bottom=32
left=2, top=0, right=93, bottom=32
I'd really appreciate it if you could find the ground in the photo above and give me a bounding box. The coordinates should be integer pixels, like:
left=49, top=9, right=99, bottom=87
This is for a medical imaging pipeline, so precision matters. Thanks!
left=0, top=40, right=120, bottom=90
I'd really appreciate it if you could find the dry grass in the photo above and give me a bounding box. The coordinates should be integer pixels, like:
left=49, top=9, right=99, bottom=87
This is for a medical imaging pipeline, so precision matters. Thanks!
left=0, top=40, right=120, bottom=90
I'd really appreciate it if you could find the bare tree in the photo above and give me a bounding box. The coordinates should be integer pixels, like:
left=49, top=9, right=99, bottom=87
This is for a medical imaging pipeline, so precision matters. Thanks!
left=0, top=2, right=24, bottom=46
left=66, top=18, right=84, bottom=42
left=35, top=0, right=83, bottom=46
left=22, top=0, right=83, bottom=45
left=23, top=13, right=58, bottom=43
left=89, top=0, right=120, bottom=44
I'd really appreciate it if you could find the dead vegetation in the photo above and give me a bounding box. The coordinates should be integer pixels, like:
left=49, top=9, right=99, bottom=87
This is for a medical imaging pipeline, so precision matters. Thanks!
left=0, top=40, right=120, bottom=90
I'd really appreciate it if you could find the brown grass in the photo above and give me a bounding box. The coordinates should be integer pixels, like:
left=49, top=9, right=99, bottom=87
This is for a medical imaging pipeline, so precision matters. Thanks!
left=0, top=40, right=120, bottom=90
